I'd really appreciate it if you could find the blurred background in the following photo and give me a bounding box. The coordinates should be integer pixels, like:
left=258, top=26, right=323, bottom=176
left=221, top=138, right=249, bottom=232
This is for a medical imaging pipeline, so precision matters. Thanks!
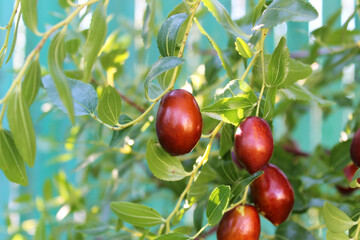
left=0, top=0, right=359, bottom=239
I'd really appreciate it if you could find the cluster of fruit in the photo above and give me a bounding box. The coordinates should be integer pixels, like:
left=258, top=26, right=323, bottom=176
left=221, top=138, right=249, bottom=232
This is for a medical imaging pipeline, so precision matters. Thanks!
left=218, top=117, right=294, bottom=239
left=155, top=89, right=296, bottom=239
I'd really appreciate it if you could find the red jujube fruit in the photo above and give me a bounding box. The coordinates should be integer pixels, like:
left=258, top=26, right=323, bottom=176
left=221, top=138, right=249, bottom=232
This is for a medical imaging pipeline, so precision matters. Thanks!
left=234, top=116, right=273, bottom=174
left=156, top=89, right=202, bottom=156
left=217, top=204, right=260, bottom=240
left=336, top=163, right=360, bottom=195
left=250, top=163, right=294, bottom=226
left=351, top=129, right=360, bottom=167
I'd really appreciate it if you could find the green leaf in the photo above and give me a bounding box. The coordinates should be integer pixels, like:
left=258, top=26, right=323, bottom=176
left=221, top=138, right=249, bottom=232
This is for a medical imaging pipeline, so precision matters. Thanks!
left=215, top=79, right=257, bottom=103
left=235, top=38, right=253, bottom=58
left=43, top=179, right=52, bottom=201
left=263, top=87, right=277, bottom=121
left=66, top=38, right=81, bottom=54
left=206, top=185, right=231, bottom=226
left=329, top=140, right=351, bottom=171
left=266, top=37, right=289, bottom=87
left=157, top=13, right=188, bottom=57
left=83, top=3, right=107, bottom=83
left=217, top=159, right=242, bottom=184
left=142, top=0, right=156, bottom=48
left=48, top=29, right=75, bottom=124
left=195, top=19, right=234, bottom=80
left=202, top=0, right=250, bottom=39
left=20, top=0, right=39, bottom=34
left=155, top=233, right=190, bottom=240
left=98, top=85, right=122, bottom=125
left=6, top=11, right=22, bottom=63
left=110, top=202, right=165, bottom=227
left=146, top=139, right=190, bottom=181
left=280, top=84, right=333, bottom=107
left=231, top=171, right=263, bottom=201
left=258, top=0, right=318, bottom=28
left=279, top=58, right=312, bottom=88
left=252, top=0, right=265, bottom=26
left=219, top=123, right=234, bottom=156
left=202, top=95, right=257, bottom=126
left=0, top=129, right=28, bottom=186
left=326, top=231, right=349, bottom=240
left=144, top=57, right=184, bottom=98
left=109, top=114, right=133, bottom=148
left=76, top=224, right=109, bottom=236
left=7, top=90, right=36, bottom=167
left=22, top=59, right=41, bottom=106
left=275, top=221, right=316, bottom=240
left=323, top=202, right=356, bottom=233
left=34, top=217, right=46, bottom=240
left=42, top=75, right=98, bottom=115
left=350, top=169, right=360, bottom=188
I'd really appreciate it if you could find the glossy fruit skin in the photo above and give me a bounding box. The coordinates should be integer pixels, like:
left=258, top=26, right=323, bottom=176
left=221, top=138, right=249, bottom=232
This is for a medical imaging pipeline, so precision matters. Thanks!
left=250, top=164, right=294, bottom=226
left=351, top=129, right=360, bottom=167
left=231, top=151, right=244, bottom=169
left=336, top=163, right=359, bottom=195
left=156, top=89, right=202, bottom=156
left=217, top=204, right=260, bottom=240
left=234, top=116, right=273, bottom=174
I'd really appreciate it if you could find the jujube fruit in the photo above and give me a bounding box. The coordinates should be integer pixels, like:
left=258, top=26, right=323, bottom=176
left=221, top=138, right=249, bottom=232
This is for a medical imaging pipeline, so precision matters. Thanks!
left=336, top=163, right=360, bottom=195
left=156, top=89, right=202, bottom=156
left=217, top=204, right=260, bottom=240
left=250, top=163, right=294, bottom=226
left=234, top=116, right=273, bottom=174
left=351, top=128, right=360, bottom=167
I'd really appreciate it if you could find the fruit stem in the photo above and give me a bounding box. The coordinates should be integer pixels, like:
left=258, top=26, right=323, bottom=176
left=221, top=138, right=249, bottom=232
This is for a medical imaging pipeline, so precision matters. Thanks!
left=353, top=218, right=360, bottom=240
left=255, top=28, right=269, bottom=117
left=238, top=50, right=260, bottom=83
left=192, top=223, right=210, bottom=239
left=164, top=121, right=223, bottom=234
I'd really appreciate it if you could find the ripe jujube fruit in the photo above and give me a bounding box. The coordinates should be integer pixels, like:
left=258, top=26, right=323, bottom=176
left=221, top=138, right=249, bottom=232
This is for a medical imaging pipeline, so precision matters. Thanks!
left=351, top=129, right=360, bottom=167
left=234, top=116, right=273, bottom=174
left=217, top=204, right=260, bottom=240
left=336, top=163, right=360, bottom=195
left=156, top=89, right=202, bottom=156
left=250, top=163, right=294, bottom=226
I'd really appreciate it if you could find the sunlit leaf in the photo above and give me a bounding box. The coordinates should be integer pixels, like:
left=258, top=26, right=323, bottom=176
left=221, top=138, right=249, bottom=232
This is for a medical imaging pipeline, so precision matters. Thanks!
left=266, top=37, right=289, bottom=87
left=263, top=87, right=277, bottom=121
left=258, top=0, right=318, bottom=28
left=235, top=38, right=253, bottom=58
left=202, top=95, right=256, bottom=126
left=326, top=231, right=349, bottom=240
left=0, top=129, right=28, bottom=186
left=323, top=202, right=355, bottom=233
left=34, top=217, right=46, bottom=240
left=83, top=3, right=107, bottom=83
left=98, top=85, right=122, bottom=125
left=48, top=29, right=75, bottom=124
left=20, top=0, right=39, bottom=34
left=7, top=90, right=36, bottom=167
left=146, top=139, right=189, bottom=181
left=231, top=171, right=263, bottom=201
left=157, top=13, right=188, bottom=57
left=22, top=59, right=41, bottom=106
left=206, top=185, right=231, bottom=226
left=110, top=202, right=165, bottom=227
